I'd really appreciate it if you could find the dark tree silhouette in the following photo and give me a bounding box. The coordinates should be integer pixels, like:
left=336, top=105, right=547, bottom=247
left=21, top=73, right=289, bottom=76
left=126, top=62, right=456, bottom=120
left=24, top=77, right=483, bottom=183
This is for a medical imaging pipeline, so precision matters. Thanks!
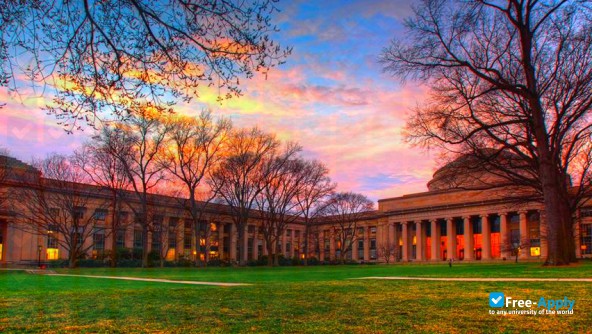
left=382, top=0, right=592, bottom=265
left=0, top=1, right=290, bottom=129
left=295, top=160, right=335, bottom=265
left=208, top=127, right=279, bottom=265
left=74, top=133, right=132, bottom=266
left=320, top=192, right=374, bottom=264
left=163, top=110, right=231, bottom=266
left=256, top=143, right=305, bottom=266
left=95, top=108, right=170, bottom=267
left=17, top=154, right=108, bottom=268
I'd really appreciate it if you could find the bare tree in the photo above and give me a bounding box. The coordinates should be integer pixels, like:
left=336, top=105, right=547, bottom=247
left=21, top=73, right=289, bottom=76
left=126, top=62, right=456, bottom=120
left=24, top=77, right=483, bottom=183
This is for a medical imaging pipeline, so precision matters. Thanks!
left=209, top=127, right=279, bottom=265
left=382, top=0, right=592, bottom=265
left=97, top=109, right=170, bottom=267
left=295, top=160, right=335, bottom=265
left=164, top=110, right=231, bottom=266
left=1, top=1, right=290, bottom=128
left=377, top=241, right=398, bottom=264
left=256, top=144, right=305, bottom=266
left=16, top=154, right=108, bottom=268
left=320, top=192, right=374, bottom=264
left=73, top=133, right=132, bottom=266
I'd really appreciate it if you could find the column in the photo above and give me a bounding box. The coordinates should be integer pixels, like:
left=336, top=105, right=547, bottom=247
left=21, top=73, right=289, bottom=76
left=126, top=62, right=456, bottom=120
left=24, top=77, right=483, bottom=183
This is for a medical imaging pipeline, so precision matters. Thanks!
left=205, top=223, right=211, bottom=263
left=402, top=222, right=409, bottom=261
left=176, top=221, right=183, bottom=259
left=500, top=213, right=508, bottom=259
left=329, top=229, right=335, bottom=261
left=253, top=229, right=259, bottom=260
left=416, top=221, right=424, bottom=261
left=519, top=210, right=529, bottom=259
left=125, top=224, right=133, bottom=249
left=447, top=218, right=456, bottom=260
left=463, top=216, right=473, bottom=261
left=243, top=225, right=249, bottom=263
left=281, top=230, right=287, bottom=256
left=218, top=223, right=224, bottom=260
left=352, top=230, right=359, bottom=261
left=262, top=238, right=268, bottom=256
left=229, top=224, right=237, bottom=262
left=290, top=231, right=295, bottom=258
left=430, top=219, right=440, bottom=261
left=363, top=226, right=370, bottom=261
left=481, top=214, right=491, bottom=260
left=386, top=223, right=399, bottom=262
left=319, top=230, right=325, bottom=261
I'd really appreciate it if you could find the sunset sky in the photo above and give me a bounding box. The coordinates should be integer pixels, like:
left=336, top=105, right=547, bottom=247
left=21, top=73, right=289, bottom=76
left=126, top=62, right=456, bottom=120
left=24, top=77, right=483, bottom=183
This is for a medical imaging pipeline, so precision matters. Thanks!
left=0, top=0, right=438, bottom=202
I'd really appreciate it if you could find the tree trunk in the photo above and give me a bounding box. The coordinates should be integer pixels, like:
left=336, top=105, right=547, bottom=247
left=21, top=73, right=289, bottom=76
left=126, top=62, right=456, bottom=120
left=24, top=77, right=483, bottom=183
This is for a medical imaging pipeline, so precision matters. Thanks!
left=303, top=223, right=309, bottom=266
left=539, top=162, right=574, bottom=265
left=68, top=252, right=77, bottom=269
left=266, top=239, right=274, bottom=266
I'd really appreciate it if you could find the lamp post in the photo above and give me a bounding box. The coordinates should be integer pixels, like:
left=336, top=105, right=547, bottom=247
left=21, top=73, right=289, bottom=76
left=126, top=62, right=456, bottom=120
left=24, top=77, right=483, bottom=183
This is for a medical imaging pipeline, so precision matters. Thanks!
left=37, top=245, right=42, bottom=268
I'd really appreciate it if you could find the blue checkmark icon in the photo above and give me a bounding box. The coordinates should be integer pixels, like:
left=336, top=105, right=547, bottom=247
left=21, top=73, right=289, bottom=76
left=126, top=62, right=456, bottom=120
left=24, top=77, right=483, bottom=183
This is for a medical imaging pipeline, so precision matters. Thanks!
left=489, top=292, right=505, bottom=308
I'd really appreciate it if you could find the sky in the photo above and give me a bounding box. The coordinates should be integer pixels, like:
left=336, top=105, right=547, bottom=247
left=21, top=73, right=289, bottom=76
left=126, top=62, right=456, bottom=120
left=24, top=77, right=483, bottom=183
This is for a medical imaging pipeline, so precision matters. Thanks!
left=0, top=0, right=438, bottom=202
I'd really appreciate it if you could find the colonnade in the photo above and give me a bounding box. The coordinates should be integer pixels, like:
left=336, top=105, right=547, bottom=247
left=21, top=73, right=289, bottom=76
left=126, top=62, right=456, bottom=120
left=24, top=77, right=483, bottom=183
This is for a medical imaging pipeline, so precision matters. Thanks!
left=389, top=210, right=541, bottom=262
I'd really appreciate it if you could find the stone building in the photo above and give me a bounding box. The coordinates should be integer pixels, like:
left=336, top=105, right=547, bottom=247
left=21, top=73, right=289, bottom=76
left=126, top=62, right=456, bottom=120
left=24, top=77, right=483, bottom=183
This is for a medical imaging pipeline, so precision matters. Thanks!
left=0, top=154, right=590, bottom=266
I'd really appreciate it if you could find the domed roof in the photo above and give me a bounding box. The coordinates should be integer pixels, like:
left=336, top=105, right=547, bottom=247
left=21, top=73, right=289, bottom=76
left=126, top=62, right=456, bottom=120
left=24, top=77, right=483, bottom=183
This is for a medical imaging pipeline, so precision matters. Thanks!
left=427, top=150, right=523, bottom=192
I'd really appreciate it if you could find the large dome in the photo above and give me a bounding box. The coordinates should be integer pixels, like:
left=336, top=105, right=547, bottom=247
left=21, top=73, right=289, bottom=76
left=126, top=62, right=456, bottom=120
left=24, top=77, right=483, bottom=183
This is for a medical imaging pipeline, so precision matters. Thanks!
left=426, top=151, right=524, bottom=192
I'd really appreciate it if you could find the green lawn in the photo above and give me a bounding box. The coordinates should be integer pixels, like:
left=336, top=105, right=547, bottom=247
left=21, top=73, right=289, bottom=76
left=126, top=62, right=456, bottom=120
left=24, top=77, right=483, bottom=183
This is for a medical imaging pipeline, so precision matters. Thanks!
left=1, top=262, right=591, bottom=333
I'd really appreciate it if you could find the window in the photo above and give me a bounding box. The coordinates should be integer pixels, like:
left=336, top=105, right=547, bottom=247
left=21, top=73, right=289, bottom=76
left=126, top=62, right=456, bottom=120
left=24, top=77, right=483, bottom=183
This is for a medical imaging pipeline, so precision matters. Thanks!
left=490, top=216, right=501, bottom=233
left=286, top=229, right=292, bottom=237
left=71, top=226, right=84, bottom=248
left=152, top=216, right=163, bottom=251
left=184, top=220, right=192, bottom=250
left=169, top=217, right=179, bottom=249
left=133, top=228, right=143, bottom=249
left=510, top=229, right=520, bottom=245
left=370, top=238, right=377, bottom=259
left=47, top=225, right=59, bottom=249
left=357, top=240, right=364, bottom=259
left=581, top=224, right=592, bottom=255
left=248, top=225, right=255, bottom=233
left=47, top=224, right=59, bottom=259
left=118, top=211, right=129, bottom=222
left=93, top=209, right=107, bottom=221
left=49, top=208, right=60, bottom=218
left=370, top=227, right=377, bottom=234
left=116, top=229, right=126, bottom=248
left=580, top=208, right=592, bottom=218
left=93, top=228, right=105, bottom=250
left=73, top=206, right=86, bottom=220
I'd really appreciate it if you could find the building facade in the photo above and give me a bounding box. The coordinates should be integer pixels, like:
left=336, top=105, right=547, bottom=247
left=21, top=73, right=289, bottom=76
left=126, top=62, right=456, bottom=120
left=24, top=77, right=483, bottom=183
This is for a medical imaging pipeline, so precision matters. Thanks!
left=0, top=155, right=590, bottom=266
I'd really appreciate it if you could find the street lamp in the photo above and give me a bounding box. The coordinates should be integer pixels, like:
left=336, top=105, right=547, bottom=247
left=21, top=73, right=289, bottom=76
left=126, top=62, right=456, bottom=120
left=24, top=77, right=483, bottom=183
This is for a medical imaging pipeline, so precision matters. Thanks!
left=37, top=245, right=42, bottom=268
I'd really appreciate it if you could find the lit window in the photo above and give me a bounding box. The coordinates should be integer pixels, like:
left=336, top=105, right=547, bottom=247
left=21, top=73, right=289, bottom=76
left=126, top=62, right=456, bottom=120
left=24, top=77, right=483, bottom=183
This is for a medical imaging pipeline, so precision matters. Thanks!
left=530, top=247, right=541, bottom=257
left=46, top=248, right=59, bottom=260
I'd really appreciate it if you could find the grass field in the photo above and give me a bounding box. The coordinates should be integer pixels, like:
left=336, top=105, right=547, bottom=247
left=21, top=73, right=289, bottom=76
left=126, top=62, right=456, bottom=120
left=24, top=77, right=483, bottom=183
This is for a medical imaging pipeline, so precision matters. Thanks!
left=1, top=262, right=591, bottom=333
